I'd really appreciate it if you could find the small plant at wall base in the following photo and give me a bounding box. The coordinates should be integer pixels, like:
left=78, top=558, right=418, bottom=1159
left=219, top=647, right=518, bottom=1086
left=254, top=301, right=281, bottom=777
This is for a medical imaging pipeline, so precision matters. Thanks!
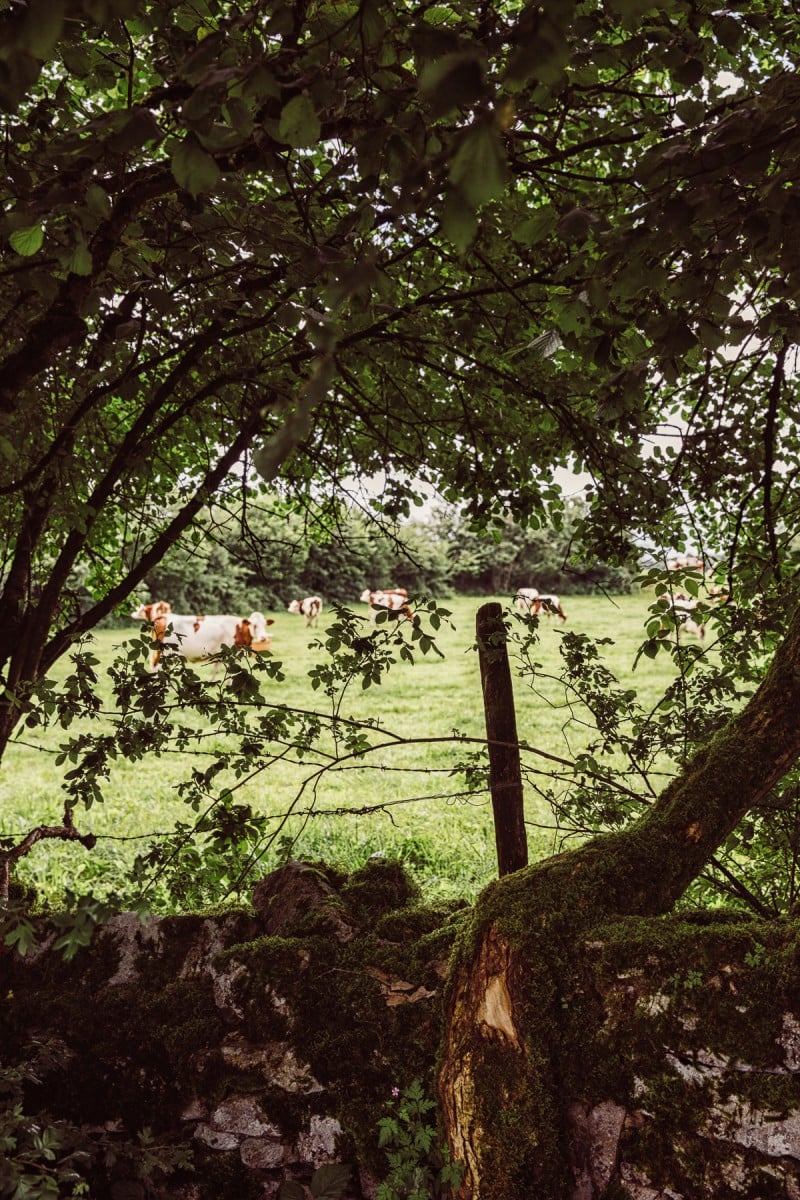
left=375, top=1080, right=463, bottom=1200
left=0, top=1043, right=193, bottom=1200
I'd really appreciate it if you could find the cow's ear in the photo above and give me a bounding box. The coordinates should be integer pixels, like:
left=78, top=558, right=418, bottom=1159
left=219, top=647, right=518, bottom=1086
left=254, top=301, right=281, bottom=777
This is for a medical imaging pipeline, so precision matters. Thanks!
left=266, top=618, right=275, bottom=625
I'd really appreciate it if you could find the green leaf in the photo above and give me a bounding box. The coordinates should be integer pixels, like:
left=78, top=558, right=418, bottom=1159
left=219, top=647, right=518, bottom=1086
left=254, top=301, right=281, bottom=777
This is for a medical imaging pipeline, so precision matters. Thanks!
left=266, top=6, right=295, bottom=36
left=671, top=57, right=704, bottom=87
left=68, top=241, right=93, bottom=276
left=278, top=1182, right=306, bottom=1200
left=714, top=14, right=743, bottom=50
left=378, top=1117, right=400, bottom=1147
left=675, top=98, right=706, bottom=126
left=607, top=0, right=660, bottom=21
left=9, top=225, right=44, bottom=256
left=512, top=205, right=558, bottom=245
left=278, top=95, right=321, bottom=149
left=439, top=191, right=478, bottom=254
left=418, top=51, right=485, bottom=117
left=3, top=917, right=38, bottom=956
left=360, top=0, right=387, bottom=48
left=170, top=135, right=221, bottom=196
left=22, top=0, right=65, bottom=59
left=505, top=9, right=570, bottom=86
left=449, top=121, right=507, bottom=210
left=86, top=184, right=111, bottom=218
left=108, top=107, right=162, bottom=155
left=310, top=1163, right=351, bottom=1199
left=61, top=44, right=91, bottom=76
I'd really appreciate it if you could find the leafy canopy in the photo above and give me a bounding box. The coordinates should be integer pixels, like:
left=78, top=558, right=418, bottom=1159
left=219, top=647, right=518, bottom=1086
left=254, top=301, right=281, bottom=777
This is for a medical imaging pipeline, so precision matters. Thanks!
left=1, top=0, right=798, bottom=661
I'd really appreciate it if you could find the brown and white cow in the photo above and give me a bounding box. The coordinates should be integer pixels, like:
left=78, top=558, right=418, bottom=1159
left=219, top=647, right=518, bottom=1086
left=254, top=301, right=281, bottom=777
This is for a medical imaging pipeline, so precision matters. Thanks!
left=514, top=587, right=539, bottom=615
left=287, top=596, right=323, bottom=627
left=360, top=587, right=413, bottom=622
left=514, top=588, right=567, bottom=621
left=131, top=600, right=275, bottom=671
left=668, top=555, right=705, bottom=573
left=535, top=593, right=568, bottom=621
left=668, top=593, right=705, bottom=641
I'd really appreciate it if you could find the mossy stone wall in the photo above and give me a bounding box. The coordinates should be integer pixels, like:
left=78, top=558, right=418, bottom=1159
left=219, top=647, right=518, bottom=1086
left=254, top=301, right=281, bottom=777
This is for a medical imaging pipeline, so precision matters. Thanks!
left=5, top=862, right=800, bottom=1199
left=2, top=860, right=463, bottom=1199
left=443, top=900, right=800, bottom=1199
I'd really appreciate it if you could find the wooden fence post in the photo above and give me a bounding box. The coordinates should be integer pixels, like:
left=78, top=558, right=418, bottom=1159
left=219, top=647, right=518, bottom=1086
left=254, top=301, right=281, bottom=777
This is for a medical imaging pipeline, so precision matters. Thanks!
left=476, top=602, right=528, bottom=877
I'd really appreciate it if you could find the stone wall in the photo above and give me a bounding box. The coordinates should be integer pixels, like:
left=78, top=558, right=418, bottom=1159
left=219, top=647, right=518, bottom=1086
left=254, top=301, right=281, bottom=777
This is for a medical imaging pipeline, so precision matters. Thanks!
left=562, top=912, right=800, bottom=1198
left=5, top=863, right=800, bottom=1199
left=2, top=859, right=462, bottom=1199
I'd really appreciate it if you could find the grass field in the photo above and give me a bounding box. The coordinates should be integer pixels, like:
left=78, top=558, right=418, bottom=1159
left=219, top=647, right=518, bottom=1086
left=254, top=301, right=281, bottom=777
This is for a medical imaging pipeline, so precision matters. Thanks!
left=2, top=592, right=685, bottom=910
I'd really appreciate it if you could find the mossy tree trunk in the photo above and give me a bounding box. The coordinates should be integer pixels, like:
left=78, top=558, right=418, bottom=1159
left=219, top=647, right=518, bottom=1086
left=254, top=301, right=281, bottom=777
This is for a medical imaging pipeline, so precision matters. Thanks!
left=440, top=603, right=800, bottom=1198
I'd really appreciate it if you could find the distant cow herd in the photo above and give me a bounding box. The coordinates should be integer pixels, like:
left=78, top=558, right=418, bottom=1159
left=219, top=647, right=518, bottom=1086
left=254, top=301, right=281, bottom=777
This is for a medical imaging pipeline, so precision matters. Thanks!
left=130, top=586, right=417, bottom=671
left=130, top=568, right=719, bottom=672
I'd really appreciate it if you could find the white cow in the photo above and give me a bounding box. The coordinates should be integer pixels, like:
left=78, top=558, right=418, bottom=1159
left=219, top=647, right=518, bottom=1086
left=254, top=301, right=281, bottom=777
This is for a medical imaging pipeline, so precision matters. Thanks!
left=131, top=600, right=274, bottom=671
left=287, top=596, right=323, bottom=627
left=514, top=587, right=539, bottom=615
left=360, top=587, right=412, bottom=622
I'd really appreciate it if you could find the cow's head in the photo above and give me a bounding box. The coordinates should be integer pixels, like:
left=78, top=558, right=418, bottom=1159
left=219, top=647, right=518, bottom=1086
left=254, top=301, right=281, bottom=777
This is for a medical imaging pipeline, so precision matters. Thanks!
left=131, top=600, right=172, bottom=647
left=131, top=600, right=171, bottom=622
left=241, top=612, right=275, bottom=650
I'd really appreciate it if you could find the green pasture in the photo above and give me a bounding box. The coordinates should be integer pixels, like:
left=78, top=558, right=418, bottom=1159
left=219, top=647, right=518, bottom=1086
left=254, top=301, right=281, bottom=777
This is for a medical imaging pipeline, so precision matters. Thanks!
left=2, top=593, right=685, bottom=910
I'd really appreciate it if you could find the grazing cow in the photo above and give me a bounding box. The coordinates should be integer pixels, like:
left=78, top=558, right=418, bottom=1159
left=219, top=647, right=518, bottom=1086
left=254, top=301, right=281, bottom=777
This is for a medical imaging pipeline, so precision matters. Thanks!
left=360, top=587, right=413, bottom=622
left=514, top=587, right=539, bottom=615
left=535, top=593, right=568, bottom=621
left=131, top=600, right=275, bottom=671
left=515, top=588, right=567, bottom=621
left=668, top=593, right=705, bottom=641
left=287, top=596, right=323, bottom=627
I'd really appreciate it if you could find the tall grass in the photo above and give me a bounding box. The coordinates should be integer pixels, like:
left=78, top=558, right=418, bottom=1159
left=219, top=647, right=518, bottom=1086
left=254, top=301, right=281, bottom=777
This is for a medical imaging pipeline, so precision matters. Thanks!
left=1, top=593, right=683, bottom=909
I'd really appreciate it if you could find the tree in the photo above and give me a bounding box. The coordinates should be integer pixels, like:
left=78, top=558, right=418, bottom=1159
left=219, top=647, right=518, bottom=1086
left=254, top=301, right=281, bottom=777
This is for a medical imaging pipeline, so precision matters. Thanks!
left=4, top=1, right=800, bottom=1194
left=0, top=0, right=579, bottom=765
left=432, top=499, right=637, bottom=594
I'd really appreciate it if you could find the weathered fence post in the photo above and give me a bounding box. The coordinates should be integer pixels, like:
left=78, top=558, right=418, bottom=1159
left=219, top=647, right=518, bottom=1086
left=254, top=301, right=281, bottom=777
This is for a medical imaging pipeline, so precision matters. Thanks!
left=476, top=602, right=528, bottom=876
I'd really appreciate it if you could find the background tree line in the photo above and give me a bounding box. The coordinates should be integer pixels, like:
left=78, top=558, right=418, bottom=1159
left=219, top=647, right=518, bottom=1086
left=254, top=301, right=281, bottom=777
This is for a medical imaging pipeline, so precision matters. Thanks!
left=98, top=495, right=637, bottom=618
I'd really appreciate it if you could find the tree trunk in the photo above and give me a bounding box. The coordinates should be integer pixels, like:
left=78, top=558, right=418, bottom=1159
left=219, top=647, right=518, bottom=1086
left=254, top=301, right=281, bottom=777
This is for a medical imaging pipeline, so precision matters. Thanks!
left=440, top=602, right=800, bottom=1198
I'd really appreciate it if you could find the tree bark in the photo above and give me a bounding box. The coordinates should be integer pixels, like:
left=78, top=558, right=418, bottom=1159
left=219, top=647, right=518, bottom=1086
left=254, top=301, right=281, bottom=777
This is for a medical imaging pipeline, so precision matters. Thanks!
left=440, top=601, right=800, bottom=1198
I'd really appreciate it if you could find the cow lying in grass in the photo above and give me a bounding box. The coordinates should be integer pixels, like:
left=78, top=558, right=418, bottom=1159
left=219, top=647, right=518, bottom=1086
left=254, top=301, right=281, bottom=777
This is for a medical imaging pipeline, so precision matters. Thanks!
left=360, top=587, right=413, bottom=621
